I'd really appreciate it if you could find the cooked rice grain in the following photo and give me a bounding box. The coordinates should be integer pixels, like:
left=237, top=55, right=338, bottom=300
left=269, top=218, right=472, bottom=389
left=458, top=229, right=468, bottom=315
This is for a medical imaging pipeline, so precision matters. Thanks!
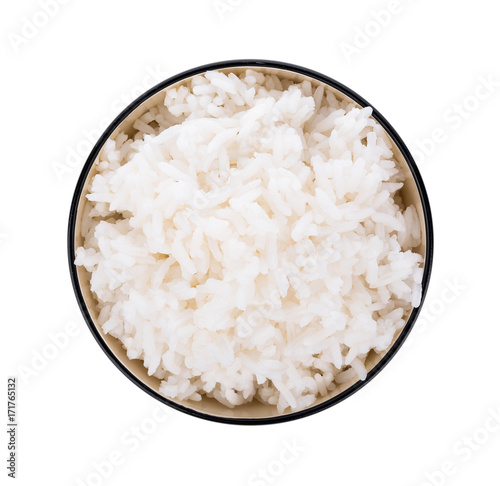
left=76, top=70, right=423, bottom=413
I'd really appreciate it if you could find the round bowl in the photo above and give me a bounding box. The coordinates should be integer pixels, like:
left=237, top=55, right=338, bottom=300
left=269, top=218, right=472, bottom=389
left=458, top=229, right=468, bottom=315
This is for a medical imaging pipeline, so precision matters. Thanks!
left=68, top=59, right=434, bottom=425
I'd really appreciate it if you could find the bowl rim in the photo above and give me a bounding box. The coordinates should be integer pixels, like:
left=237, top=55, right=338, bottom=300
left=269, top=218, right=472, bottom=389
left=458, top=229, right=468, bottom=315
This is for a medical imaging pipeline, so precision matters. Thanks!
left=68, top=59, right=434, bottom=425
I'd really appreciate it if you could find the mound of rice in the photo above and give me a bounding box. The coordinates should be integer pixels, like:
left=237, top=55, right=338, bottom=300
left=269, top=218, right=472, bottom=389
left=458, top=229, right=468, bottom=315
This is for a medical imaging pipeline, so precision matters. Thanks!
left=76, top=69, right=423, bottom=413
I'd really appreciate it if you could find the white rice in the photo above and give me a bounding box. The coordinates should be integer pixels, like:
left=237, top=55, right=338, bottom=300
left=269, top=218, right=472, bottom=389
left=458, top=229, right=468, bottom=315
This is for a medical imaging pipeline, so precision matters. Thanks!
left=76, top=69, right=423, bottom=414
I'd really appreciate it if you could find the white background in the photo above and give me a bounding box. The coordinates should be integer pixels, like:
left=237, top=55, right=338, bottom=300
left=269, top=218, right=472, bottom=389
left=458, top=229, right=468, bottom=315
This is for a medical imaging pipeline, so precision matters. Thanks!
left=2, top=1, right=499, bottom=485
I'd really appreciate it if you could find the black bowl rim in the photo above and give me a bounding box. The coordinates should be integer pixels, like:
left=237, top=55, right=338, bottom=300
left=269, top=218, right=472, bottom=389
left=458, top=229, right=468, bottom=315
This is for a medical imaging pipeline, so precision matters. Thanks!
left=68, top=59, right=434, bottom=425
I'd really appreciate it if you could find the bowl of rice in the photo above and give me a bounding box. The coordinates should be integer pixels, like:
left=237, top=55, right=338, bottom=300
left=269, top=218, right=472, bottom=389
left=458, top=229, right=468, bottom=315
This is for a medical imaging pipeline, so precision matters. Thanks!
left=68, top=60, right=433, bottom=424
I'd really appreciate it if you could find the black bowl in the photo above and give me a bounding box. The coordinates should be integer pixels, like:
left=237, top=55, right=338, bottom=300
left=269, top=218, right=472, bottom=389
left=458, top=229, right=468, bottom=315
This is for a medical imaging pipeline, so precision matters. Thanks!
left=68, top=59, right=434, bottom=425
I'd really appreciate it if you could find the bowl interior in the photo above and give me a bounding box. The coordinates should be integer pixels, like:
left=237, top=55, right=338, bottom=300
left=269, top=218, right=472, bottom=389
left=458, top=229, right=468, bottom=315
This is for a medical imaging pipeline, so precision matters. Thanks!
left=73, top=65, right=429, bottom=421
